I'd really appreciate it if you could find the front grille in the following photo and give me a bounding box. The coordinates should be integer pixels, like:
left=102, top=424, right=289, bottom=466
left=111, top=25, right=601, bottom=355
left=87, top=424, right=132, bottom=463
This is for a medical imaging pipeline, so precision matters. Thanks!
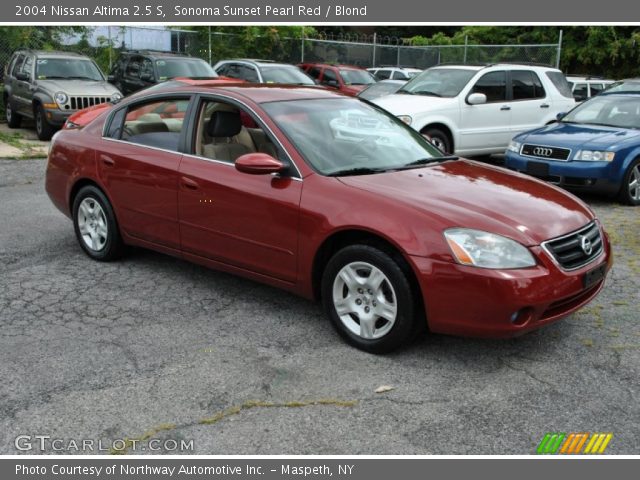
left=542, top=222, right=603, bottom=270
left=521, top=144, right=571, bottom=161
left=69, top=96, right=110, bottom=110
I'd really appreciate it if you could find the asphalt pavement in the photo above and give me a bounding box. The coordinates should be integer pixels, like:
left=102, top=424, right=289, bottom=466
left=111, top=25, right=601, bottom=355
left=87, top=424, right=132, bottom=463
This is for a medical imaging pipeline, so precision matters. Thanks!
left=0, top=158, right=638, bottom=454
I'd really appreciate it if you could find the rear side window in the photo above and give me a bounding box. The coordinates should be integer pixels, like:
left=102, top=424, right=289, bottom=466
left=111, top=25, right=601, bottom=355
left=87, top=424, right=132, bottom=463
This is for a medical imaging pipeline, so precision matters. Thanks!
left=11, top=54, right=25, bottom=77
left=116, top=98, right=190, bottom=152
left=471, top=71, right=507, bottom=102
left=511, top=70, right=546, bottom=100
left=590, top=83, right=605, bottom=96
left=546, top=71, right=573, bottom=98
left=307, top=67, right=322, bottom=79
left=391, top=71, right=407, bottom=80
left=376, top=69, right=391, bottom=80
left=573, top=83, right=588, bottom=101
left=321, top=68, right=338, bottom=85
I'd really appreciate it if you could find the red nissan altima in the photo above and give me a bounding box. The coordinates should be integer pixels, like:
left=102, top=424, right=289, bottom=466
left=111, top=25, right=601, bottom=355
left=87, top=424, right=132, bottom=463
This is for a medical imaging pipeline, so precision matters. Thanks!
left=45, top=82, right=612, bottom=352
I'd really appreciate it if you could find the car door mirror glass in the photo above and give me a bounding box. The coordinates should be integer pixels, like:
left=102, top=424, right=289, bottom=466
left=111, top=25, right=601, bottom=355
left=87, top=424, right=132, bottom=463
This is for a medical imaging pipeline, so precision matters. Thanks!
left=467, top=93, right=487, bottom=105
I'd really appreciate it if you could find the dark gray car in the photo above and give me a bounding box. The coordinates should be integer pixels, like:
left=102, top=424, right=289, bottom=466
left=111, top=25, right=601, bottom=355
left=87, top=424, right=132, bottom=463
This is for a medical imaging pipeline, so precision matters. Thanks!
left=3, top=50, right=121, bottom=140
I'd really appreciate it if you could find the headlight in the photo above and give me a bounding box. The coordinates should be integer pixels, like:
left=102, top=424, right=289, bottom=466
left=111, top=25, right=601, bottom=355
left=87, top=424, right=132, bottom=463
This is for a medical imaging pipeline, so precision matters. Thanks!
left=507, top=140, right=522, bottom=153
left=54, top=92, right=68, bottom=105
left=110, top=92, right=123, bottom=103
left=397, top=115, right=412, bottom=125
left=444, top=228, right=536, bottom=269
left=574, top=150, right=615, bottom=162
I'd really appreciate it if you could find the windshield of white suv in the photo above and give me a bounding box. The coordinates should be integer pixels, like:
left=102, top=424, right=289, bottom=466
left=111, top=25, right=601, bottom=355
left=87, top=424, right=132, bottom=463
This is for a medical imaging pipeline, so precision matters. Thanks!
left=36, top=58, right=104, bottom=81
left=263, top=97, right=450, bottom=176
left=562, top=95, right=640, bottom=129
left=397, top=68, right=476, bottom=97
left=339, top=69, right=376, bottom=86
left=261, top=65, right=315, bottom=85
left=155, top=59, right=217, bottom=80
left=606, top=80, right=640, bottom=93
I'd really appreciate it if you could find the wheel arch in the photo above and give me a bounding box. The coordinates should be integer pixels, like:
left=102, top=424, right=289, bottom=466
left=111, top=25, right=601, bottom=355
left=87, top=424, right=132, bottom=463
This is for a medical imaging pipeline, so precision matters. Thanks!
left=68, top=177, right=113, bottom=214
left=311, top=229, right=427, bottom=324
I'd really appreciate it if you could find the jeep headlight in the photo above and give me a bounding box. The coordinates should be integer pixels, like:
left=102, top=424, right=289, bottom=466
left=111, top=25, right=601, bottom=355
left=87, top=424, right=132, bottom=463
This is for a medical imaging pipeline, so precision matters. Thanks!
left=574, top=150, right=615, bottom=162
left=507, top=140, right=522, bottom=153
left=110, top=92, right=123, bottom=103
left=397, top=115, right=412, bottom=125
left=444, top=228, right=536, bottom=269
left=54, top=92, right=68, bottom=105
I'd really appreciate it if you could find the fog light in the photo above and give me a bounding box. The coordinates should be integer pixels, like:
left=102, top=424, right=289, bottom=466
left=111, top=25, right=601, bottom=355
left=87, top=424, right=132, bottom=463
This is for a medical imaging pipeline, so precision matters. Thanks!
left=510, top=307, right=533, bottom=326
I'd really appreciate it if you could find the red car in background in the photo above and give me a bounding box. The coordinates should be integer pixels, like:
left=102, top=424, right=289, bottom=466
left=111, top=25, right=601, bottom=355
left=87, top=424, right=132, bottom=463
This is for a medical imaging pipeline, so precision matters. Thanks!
left=46, top=84, right=612, bottom=352
left=299, top=63, right=377, bottom=95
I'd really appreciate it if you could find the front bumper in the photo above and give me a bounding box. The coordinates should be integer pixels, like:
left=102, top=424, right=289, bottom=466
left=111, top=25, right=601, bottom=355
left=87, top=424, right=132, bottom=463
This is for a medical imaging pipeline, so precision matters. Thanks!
left=409, top=230, right=612, bottom=338
left=44, top=107, right=73, bottom=127
left=504, top=152, right=620, bottom=196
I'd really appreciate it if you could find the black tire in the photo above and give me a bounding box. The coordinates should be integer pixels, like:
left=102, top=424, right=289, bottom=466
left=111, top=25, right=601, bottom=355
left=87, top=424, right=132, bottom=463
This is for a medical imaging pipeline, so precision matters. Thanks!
left=72, top=185, right=124, bottom=261
left=5, top=98, right=22, bottom=128
left=422, top=127, right=452, bottom=154
left=618, top=158, right=640, bottom=206
left=35, top=104, right=55, bottom=141
left=321, top=244, right=419, bottom=353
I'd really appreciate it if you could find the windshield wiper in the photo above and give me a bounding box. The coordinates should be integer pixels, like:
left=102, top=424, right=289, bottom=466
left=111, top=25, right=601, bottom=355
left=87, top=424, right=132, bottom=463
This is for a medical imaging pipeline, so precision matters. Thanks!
left=400, top=156, right=459, bottom=169
left=412, top=90, right=442, bottom=97
left=326, top=167, right=387, bottom=177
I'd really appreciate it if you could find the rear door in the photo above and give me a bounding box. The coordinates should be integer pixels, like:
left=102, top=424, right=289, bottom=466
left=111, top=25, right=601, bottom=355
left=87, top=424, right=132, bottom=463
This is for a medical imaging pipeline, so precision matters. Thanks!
left=508, top=70, right=550, bottom=137
left=97, top=95, right=193, bottom=249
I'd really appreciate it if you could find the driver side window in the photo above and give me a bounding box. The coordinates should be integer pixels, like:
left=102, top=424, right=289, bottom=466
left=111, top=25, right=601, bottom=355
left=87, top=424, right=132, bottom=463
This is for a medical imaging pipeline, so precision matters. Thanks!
left=471, top=71, right=507, bottom=102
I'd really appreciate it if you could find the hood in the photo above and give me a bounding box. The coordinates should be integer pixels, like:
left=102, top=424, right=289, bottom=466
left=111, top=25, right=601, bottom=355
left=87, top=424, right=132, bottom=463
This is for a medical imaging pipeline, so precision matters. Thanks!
left=373, top=93, right=455, bottom=115
left=342, top=84, right=367, bottom=95
left=338, top=160, right=594, bottom=246
left=517, top=122, right=640, bottom=150
left=65, top=102, right=113, bottom=128
left=36, top=79, right=120, bottom=96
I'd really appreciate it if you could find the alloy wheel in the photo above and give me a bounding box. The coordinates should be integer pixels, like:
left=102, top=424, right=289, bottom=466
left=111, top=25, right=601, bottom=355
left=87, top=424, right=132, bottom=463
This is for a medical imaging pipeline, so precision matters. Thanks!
left=77, top=198, right=108, bottom=252
left=629, top=165, right=640, bottom=201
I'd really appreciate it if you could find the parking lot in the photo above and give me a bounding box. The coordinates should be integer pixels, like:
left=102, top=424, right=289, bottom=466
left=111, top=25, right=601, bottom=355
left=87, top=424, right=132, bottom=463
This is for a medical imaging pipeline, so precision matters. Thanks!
left=0, top=157, right=638, bottom=454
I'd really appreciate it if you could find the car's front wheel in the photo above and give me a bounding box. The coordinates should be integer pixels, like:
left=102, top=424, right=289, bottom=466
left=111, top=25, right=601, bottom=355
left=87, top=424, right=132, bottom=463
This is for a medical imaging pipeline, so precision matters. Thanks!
left=321, top=244, right=419, bottom=353
left=72, top=185, right=124, bottom=261
left=618, top=158, right=640, bottom=206
left=35, top=104, right=55, bottom=141
left=5, top=99, right=22, bottom=128
left=422, top=127, right=451, bottom=154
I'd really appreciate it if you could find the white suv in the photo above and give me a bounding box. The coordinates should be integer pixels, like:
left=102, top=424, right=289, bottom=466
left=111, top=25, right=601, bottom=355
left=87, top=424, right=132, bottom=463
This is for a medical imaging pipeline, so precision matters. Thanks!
left=373, top=63, right=576, bottom=156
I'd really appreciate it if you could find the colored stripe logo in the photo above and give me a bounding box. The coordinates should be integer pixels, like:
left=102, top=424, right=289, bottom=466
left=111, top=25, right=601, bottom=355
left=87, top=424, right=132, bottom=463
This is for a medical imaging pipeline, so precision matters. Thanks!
left=537, top=433, right=613, bottom=454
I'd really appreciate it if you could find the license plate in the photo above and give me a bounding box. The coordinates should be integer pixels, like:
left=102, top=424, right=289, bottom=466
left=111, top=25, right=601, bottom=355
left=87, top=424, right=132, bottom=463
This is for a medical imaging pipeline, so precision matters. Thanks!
left=526, top=161, right=550, bottom=177
left=583, top=263, right=606, bottom=289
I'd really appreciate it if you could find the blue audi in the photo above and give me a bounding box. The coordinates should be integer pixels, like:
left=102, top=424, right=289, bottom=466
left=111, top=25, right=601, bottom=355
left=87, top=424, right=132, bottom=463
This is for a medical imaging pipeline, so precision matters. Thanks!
left=505, top=92, right=640, bottom=205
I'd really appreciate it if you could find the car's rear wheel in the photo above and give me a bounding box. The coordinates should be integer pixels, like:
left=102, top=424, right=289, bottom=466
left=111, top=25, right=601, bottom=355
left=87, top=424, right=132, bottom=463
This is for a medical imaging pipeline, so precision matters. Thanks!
left=321, top=244, right=418, bottom=353
left=422, top=127, right=451, bottom=154
left=35, top=104, right=55, bottom=141
left=72, top=185, right=124, bottom=261
left=5, top=99, right=22, bottom=128
left=618, top=158, right=640, bottom=206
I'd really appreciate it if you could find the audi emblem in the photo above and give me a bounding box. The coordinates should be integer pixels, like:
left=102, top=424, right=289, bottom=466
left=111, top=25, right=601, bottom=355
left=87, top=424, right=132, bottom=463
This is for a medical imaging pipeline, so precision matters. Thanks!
left=533, top=147, right=553, bottom=157
left=580, top=235, right=593, bottom=255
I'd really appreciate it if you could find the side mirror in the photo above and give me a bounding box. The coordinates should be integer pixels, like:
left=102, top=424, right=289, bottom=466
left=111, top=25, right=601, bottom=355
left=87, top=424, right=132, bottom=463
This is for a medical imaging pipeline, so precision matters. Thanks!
left=467, top=93, right=487, bottom=105
left=140, top=72, right=155, bottom=82
left=16, top=71, right=30, bottom=82
left=235, top=153, right=284, bottom=175
left=556, top=112, right=567, bottom=121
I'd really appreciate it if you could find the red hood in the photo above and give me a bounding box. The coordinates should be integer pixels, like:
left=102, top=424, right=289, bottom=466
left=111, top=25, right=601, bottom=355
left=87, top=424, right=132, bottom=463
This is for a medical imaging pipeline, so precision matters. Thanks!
left=65, top=102, right=112, bottom=128
left=341, top=85, right=367, bottom=96
left=338, top=160, right=594, bottom=246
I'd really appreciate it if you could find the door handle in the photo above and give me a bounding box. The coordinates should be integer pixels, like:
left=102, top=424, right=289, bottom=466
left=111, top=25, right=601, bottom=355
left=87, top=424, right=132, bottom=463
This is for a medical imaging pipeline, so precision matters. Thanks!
left=540, top=103, right=550, bottom=109
left=500, top=105, right=511, bottom=111
left=101, top=157, right=115, bottom=167
left=181, top=177, right=199, bottom=190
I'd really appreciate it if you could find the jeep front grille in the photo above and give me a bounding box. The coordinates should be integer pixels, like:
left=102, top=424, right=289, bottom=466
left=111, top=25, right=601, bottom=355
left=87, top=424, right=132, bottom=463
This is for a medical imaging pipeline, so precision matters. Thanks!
left=69, top=96, right=110, bottom=110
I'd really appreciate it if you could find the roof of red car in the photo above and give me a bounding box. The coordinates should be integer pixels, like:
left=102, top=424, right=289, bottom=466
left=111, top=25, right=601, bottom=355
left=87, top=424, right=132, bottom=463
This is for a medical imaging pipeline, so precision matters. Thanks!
left=300, top=63, right=366, bottom=70
left=152, top=83, right=346, bottom=104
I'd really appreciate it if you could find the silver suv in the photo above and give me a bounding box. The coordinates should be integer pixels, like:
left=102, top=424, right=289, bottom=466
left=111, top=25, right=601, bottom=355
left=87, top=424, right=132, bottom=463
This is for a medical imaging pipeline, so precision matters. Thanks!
left=3, top=50, right=122, bottom=140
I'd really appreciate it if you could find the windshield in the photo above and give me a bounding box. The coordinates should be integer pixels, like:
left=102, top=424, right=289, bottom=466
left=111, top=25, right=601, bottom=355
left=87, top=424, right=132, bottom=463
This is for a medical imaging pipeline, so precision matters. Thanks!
left=261, top=65, right=315, bottom=85
left=358, top=82, right=404, bottom=100
left=606, top=80, right=640, bottom=93
left=398, top=68, right=476, bottom=97
left=562, top=95, right=640, bottom=129
left=262, top=98, right=447, bottom=176
left=339, top=69, right=376, bottom=86
left=36, top=58, right=104, bottom=81
left=155, top=59, right=216, bottom=80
